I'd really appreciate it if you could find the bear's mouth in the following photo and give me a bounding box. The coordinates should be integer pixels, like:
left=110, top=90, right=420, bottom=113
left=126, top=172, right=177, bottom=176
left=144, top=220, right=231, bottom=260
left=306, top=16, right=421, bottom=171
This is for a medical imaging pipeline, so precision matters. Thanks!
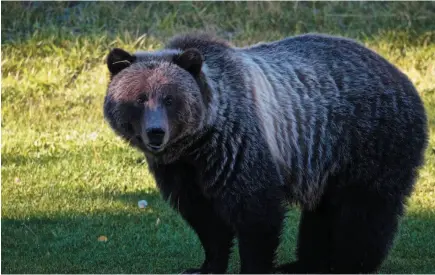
left=148, top=144, right=163, bottom=151
left=135, top=135, right=164, bottom=153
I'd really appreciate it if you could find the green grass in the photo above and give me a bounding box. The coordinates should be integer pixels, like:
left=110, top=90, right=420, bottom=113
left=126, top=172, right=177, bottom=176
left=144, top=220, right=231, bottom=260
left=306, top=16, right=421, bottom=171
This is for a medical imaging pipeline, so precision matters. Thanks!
left=1, top=1, right=435, bottom=273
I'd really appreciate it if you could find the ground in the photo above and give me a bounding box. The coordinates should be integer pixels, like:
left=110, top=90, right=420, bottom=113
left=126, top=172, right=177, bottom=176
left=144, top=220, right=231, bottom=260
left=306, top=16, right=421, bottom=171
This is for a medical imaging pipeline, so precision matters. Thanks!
left=1, top=2, right=435, bottom=273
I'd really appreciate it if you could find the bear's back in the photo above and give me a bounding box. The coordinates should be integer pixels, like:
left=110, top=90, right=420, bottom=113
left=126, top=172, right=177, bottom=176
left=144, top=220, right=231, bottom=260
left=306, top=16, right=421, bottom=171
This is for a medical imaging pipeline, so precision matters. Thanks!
left=231, top=34, right=427, bottom=202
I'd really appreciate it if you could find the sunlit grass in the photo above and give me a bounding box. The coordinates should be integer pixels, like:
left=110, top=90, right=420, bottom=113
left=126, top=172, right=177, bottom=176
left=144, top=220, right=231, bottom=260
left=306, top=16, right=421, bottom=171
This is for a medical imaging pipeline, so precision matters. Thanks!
left=1, top=1, right=435, bottom=273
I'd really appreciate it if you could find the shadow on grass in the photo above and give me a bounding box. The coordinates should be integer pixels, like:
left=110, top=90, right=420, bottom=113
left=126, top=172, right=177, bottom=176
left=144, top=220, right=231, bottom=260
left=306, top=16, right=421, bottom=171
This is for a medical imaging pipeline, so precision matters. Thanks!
left=2, top=188, right=435, bottom=273
left=1, top=189, right=202, bottom=274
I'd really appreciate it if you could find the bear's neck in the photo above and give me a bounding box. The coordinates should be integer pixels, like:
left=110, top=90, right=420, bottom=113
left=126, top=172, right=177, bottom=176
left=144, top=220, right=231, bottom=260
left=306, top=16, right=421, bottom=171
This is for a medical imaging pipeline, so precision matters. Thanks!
left=144, top=126, right=216, bottom=165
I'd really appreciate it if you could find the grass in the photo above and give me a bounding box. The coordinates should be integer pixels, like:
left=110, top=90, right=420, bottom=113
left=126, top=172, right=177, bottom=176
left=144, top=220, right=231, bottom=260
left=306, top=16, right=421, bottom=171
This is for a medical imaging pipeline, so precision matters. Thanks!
left=1, top=1, right=435, bottom=273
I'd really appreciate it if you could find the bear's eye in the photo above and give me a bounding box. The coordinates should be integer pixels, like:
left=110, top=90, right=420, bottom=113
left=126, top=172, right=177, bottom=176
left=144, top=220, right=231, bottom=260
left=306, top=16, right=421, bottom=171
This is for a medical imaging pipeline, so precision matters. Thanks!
left=163, top=96, right=173, bottom=107
left=136, top=94, right=148, bottom=104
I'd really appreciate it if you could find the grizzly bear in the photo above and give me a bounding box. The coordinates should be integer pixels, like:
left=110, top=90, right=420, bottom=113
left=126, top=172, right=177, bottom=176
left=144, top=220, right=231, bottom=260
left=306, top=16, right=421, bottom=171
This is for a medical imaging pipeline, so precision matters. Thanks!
left=103, top=33, right=428, bottom=274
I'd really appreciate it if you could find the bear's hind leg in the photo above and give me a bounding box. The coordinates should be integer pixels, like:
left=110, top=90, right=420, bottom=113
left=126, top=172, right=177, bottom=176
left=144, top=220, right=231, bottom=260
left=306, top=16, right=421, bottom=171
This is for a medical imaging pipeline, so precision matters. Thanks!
left=325, top=185, right=404, bottom=273
left=277, top=183, right=407, bottom=274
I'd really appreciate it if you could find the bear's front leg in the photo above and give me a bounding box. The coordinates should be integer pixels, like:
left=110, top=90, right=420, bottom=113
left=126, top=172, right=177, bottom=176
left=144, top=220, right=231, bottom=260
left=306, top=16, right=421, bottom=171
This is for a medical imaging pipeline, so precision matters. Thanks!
left=218, top=186, right=286, bottom=274
left=152, top=162, right=235, bottom=274
left=175, top=189, right=235, bottom=274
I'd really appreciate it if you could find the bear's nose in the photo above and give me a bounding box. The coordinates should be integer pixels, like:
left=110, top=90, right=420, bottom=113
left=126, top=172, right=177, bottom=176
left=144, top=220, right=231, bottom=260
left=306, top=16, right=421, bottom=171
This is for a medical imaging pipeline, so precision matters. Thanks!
left=146, top=128, right=165, bottom=147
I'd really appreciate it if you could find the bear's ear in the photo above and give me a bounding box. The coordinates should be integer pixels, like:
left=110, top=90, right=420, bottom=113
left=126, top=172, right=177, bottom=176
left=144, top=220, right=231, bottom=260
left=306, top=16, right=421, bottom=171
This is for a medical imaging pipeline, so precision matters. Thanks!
left=173, top=48, right=203, bottom=76
left=107, top=48, right=136, bottom=76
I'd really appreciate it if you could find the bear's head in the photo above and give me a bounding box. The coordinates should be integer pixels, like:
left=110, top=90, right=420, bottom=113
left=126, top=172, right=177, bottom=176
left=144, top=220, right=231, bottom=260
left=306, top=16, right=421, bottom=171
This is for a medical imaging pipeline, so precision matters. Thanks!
left=103, top=47, right=211, bottom=155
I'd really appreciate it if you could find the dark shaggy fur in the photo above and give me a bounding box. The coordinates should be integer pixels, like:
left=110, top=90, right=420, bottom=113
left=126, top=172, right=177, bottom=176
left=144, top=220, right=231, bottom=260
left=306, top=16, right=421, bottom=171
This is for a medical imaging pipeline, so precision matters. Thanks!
left=103, top=33, right=428, bottom=274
